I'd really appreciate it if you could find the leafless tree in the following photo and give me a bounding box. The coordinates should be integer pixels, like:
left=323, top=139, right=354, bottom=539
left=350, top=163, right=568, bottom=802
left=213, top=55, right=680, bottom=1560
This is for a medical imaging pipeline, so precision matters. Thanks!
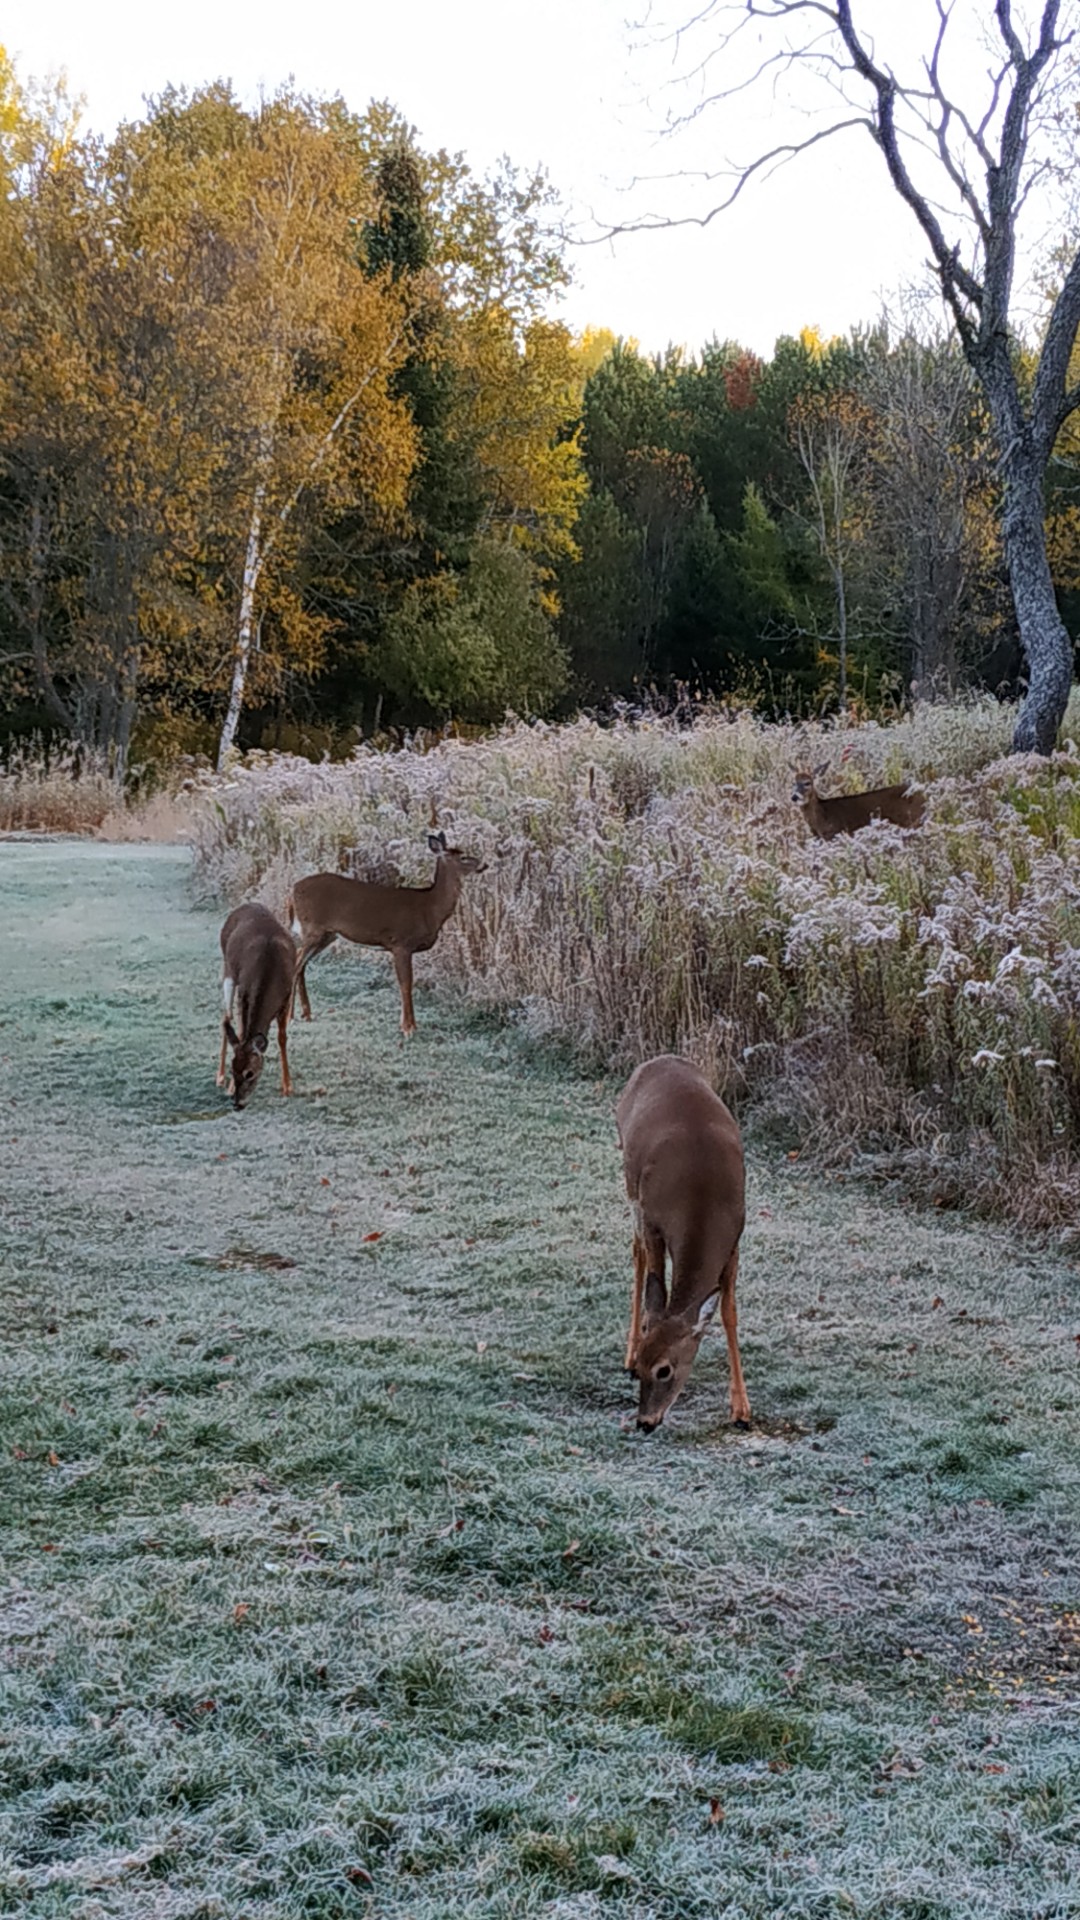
left=632, top=0, right=1079, bottom=752
left=861, top=328, right=999, bottom=691
left=790, top=392, right=870, bottom=711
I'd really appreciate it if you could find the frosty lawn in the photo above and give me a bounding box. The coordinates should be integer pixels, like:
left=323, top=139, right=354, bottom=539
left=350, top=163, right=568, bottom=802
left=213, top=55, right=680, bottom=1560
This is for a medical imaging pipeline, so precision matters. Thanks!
left=1, top=843, right=1079, bottom=1918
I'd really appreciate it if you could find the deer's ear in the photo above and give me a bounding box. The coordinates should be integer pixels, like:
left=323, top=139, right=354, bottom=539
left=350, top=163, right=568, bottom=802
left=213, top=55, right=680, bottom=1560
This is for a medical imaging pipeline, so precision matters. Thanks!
left=643, top=1271, right=667, bottom=1320
left=691, top=1290, right=721, bottom=1337
left=224, top=1018, right=240, bottom=1048
left=252, top=1033, right=268, bottom=1055
left=427, top=833, right=443, bottom=853
left=814, top=760, right=830, bottom=780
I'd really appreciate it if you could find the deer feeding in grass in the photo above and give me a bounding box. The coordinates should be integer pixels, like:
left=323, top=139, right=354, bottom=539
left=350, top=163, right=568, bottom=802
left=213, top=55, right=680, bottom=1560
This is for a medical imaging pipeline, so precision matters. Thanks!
left=217, top=903, right=296, bottom=1110
left=792, top=762, right=926, bottom=839
left=288, top=830, right=485, bottom=1036
left=618, top=1055, right=750, bottom=1435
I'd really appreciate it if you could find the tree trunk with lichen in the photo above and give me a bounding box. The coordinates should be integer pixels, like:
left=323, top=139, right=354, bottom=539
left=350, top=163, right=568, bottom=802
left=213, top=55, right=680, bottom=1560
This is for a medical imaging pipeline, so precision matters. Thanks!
left=995, top=439, right=1075, bottom=754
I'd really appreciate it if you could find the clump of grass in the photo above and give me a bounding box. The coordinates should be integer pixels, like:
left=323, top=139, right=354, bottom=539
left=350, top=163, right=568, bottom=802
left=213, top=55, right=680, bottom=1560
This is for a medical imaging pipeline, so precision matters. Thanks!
left=514, top=1821, right=637, bottom=1890
left=188, top=695, right=1080, bottom=1225
left=601, top=1678, right=813, bottom=1763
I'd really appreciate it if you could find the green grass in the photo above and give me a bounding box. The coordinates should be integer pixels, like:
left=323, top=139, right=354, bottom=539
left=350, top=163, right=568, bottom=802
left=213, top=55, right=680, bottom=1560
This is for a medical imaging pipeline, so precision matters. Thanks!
left=1, top=843, right=1079, bottom=1918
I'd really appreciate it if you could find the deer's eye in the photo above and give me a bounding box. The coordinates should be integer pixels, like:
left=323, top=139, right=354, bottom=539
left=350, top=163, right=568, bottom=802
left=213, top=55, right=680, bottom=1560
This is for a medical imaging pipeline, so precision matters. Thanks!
left=654, top=1363, right=673, bottom=1382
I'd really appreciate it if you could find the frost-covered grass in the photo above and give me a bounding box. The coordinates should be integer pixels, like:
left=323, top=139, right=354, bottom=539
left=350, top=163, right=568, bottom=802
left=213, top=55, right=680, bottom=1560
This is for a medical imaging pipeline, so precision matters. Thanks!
left=2, top=843, right=1079, bottom=1920
left=188, top=694, right=1080, bottom=1226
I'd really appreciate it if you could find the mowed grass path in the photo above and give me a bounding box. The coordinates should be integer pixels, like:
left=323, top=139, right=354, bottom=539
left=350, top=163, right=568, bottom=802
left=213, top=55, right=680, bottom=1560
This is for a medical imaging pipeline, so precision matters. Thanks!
left=2, top=844, right=1080, bottom=1920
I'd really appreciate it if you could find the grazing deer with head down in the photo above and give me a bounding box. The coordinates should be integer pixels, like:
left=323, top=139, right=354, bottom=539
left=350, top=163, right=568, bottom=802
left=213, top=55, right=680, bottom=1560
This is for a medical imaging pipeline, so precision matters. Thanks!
left=217, top=903, right=296, bottom=1110
left=288, top=831, right=485, bottom=1036
left=617, top=1055, right=750, bottom=1434
left=792, top=761, right=926, bottom=839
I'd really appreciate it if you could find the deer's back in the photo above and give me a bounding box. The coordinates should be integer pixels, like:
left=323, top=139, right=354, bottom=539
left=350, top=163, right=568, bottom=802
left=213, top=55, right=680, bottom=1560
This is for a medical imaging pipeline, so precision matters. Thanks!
left=809, top=782, right=925, bottom=838
left=618, top=1056, right=745, bottom=1253
left=221, top=903, right=295, bottom=1001
left=292, top=871, right=440, bottom=952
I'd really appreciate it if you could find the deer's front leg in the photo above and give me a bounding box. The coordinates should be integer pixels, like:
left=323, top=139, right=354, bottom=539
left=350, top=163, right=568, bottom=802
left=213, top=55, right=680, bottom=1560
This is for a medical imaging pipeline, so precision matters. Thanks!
left=277, top=1008, right=294, bottom=1096
left=392, top=948, right=417, bottom=1035
left=720, top=1246, right=751, bottom=1428
left=625, top=1230, right=647, bottom=1371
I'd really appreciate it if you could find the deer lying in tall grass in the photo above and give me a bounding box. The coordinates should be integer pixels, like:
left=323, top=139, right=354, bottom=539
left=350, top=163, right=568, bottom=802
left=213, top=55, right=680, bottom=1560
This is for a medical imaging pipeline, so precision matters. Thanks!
left=792, top=762, right=926, bottom=838
left=618, top=1055, right=750, bottom=1434
left=288, top=831, right=485, bottom=1035
left=217, top=903, right=295, bottom=1110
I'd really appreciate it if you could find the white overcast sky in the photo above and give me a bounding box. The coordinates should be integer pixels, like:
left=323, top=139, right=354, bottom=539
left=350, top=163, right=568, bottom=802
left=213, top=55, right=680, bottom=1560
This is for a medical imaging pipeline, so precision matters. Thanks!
left=8, top=0, right=1070, bottom=355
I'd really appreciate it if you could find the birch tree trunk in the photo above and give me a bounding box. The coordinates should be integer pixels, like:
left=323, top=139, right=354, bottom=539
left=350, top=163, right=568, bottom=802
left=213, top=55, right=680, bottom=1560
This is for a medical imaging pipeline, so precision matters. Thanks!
left=216, top=479, right=266, bottom=771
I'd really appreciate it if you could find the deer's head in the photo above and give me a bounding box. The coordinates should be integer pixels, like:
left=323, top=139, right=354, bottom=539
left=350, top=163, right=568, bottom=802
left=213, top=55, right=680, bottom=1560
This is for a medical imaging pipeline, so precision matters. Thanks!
left=224, top=1022, right=268, bottom=1110
left=631, top=1272, right=720, bottom=1432
left=427, top=830, right=485, bottom=876
left=791, top=761, right=829, bottom=806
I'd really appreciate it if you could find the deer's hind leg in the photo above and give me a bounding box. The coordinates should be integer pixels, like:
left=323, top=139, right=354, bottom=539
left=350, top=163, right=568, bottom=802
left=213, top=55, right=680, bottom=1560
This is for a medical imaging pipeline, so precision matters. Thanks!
left=292, top=932, right=334, bottom=1021
left=216, top=1019, right=229, bottom=1088
left=719, top=1245, right=751, bottom=1428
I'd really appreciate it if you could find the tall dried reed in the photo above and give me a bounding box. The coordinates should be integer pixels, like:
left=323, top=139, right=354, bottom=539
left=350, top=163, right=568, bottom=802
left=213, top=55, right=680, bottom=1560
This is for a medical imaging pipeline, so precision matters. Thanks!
left=188, top=695, right=1080, bottom=1225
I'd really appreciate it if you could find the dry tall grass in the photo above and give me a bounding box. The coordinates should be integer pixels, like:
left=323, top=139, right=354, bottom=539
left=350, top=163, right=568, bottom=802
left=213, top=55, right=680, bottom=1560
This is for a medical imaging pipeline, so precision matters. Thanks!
left=183, top=693, right=1080, bottom=1224
left=0, top=740, right=119, bottom=833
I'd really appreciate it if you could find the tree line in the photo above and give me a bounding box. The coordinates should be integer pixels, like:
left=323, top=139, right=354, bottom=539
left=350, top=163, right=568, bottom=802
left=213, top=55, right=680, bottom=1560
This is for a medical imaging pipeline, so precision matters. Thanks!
left=1, top=53, right=1078, bottom=769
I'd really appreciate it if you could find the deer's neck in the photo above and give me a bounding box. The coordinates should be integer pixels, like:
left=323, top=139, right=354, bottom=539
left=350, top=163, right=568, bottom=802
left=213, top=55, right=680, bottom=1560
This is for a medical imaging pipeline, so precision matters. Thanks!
left=668, top=1231, right=730, bottom=1318
left=237, top=979, right=275, bottom=1043
left=427, top=857, right=461, bottom=931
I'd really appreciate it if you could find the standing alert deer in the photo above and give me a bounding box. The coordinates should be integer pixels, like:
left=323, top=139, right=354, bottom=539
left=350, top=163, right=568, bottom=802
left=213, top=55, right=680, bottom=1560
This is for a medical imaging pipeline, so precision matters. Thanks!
left=288, top=831, right=485, bottom=1035
left=617, top=1055, right=750, bottom=1434
left=792, top=762, right=926, bottom=838
left=217, top=903, right=296, bottom=1109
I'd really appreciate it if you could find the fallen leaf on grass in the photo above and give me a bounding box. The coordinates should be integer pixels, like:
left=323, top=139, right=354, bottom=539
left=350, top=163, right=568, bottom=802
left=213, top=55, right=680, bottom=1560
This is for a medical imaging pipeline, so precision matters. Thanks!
left=476, top=1340, right=488, bottom=1355
left=562, top=1539, right=580, bottom=1559
left=362, top=1231, right=383, bottom=1244
left=233, top=1603, right=250, bottom=1624
left=708, top=1798, right=725, bottom=1824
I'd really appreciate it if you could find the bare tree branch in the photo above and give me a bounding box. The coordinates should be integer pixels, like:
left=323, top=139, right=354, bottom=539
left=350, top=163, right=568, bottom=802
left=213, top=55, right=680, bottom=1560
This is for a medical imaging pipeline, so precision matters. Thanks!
left=594, top=116, right=870, bottom=237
